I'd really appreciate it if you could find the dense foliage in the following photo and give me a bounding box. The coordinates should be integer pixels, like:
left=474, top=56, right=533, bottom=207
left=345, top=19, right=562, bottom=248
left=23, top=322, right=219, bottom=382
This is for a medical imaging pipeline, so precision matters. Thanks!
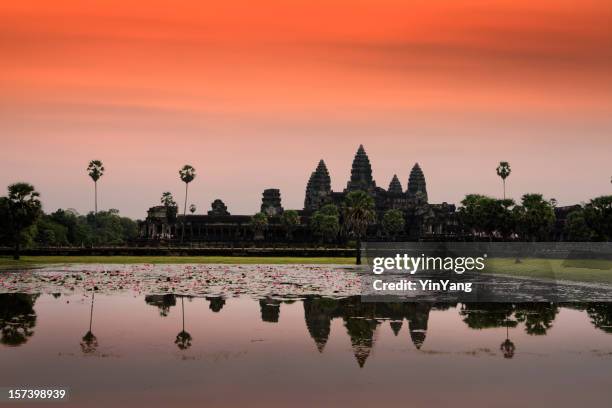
left=32, top=209, right=137, bottom=247
left=0, top=183, right=43, bottom=258
left=565, top=196, right=612, bottom=241
left=459, top=193, right=554, bottom=241
left=382, top=209, right=405, bottom=239
left=458, top=193, right=612, bottom=241
left=0, top=203, right=139, bottom=249
left=310, top=204, right=340, bottom=243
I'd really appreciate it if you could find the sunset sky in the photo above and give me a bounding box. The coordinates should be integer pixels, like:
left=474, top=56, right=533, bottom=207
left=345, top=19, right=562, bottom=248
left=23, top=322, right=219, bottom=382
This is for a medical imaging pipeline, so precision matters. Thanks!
left=1, top=0, right=611, bottom=218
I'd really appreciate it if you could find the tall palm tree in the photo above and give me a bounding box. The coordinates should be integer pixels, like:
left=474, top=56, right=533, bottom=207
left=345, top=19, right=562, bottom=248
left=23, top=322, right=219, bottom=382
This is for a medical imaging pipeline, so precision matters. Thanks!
left=496, top=161, right=511, bottom=200
left=343, top=190, right=376, bottom=265
left=179, top=165, right=196, bottom=243
left=87, top=160, right=105, bottom=215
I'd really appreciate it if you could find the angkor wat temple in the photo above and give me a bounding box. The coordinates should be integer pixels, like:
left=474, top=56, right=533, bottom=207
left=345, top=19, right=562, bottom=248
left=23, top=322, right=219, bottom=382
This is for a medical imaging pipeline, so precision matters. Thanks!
left=138, top=145, right=458, bottom=243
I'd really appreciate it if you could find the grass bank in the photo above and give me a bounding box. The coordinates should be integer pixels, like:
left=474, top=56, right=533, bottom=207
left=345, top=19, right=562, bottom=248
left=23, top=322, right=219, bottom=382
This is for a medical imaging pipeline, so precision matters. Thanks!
left=0, top=255, right=355, bottom=269
left=484, top=257, right=612, bottom=284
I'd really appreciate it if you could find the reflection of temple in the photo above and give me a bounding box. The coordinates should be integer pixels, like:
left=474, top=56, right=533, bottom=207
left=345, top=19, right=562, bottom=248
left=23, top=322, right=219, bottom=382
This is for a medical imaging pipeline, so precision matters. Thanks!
left=138, top=145, right=458, bottom=243
left=139, top=296, right=583, bottom=366
left=5, top=293, right=611, bottom=367
left=259, top=298, right=282, bottom=323
left=303, top=297, right=335, bottom=352
left=206, top=296, right=226, bottom=313
left=302, top=297, right=436, bottom=367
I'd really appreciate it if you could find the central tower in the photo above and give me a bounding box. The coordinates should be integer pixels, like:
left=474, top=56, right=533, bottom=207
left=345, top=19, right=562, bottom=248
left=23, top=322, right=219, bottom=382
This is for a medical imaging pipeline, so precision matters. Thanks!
left=345, top=144, right=376, bottom=192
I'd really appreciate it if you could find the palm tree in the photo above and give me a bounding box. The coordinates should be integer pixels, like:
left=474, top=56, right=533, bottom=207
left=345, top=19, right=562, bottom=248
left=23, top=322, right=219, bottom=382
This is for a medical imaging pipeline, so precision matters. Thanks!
left=87, top=160, right=105, bottom=215
left=343, top=190, right=376, bottom=265
left=0, top=183, right=42, bottom=260
left=161, top=191, right=175, bottom=207
left=496, top=161, right=511, bottom=200
left=179, top=165, right=196, bottom=243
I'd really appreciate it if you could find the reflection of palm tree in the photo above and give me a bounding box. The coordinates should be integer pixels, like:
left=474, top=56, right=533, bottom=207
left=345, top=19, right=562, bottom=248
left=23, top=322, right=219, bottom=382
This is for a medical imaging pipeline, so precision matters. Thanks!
left=500, top=318, right=516, bottom=359
left=175, top=297, right=192, bottom=350
left=80, top=291, right=98, bottom=354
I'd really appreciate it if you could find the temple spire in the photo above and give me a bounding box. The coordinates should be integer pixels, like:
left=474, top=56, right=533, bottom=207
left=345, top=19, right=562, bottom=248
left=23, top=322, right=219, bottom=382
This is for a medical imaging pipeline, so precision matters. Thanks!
left=304, top=159, right=332, bottom=211
left=406, top=163, right=428, bottom=202
left=388, top=174, right=403, bottom=194
left=346, top=144, right=376, bottom=192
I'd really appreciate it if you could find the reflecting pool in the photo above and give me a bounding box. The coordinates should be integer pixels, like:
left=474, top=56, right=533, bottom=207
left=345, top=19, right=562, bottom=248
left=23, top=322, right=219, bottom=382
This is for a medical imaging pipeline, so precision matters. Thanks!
left=1, top=265, right=611, bottom=407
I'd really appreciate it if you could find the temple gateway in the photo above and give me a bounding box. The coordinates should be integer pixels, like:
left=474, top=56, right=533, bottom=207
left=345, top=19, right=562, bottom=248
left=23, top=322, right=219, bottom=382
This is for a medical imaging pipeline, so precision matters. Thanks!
left=138, top=145, right=459, bottom=244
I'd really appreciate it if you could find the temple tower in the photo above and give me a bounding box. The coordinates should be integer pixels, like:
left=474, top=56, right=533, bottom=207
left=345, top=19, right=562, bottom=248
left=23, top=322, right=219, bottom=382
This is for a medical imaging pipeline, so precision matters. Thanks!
left=387, top=174, right=403, bottom=195
left=406, top=163, right=428, bottom=202
left=304, top=159, right=332, bottom=211
left=261, top=188, right=283, bottom=216
left=345, top=144, right=376, bottom=192
left=208, top=199, right=230, bottom=216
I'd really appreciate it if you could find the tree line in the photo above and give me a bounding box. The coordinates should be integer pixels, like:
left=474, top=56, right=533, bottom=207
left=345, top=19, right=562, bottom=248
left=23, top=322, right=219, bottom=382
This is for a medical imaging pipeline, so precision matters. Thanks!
left=0, top=183, right=138, bottom=259
left=1, top=159, right=611, bottom=262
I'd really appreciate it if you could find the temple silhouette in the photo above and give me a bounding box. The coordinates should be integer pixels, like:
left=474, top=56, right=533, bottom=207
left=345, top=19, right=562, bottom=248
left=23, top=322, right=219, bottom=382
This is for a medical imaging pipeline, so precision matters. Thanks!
left=138, top=145, right=458, bottom=243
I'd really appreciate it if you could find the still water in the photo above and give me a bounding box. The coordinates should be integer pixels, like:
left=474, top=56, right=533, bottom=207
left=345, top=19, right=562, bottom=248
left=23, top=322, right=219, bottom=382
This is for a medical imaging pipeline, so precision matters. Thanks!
left=1, top=265, right=611, bottom=407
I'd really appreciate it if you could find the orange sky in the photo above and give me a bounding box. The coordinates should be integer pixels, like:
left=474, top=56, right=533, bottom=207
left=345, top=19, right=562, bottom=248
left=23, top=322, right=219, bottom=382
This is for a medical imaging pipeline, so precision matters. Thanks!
left=1, top=0, right=611, bottom=217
